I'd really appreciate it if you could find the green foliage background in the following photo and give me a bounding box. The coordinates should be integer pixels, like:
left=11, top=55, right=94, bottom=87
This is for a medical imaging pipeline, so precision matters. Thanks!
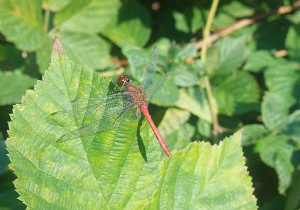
left=0, top=0, right=300, bottom=209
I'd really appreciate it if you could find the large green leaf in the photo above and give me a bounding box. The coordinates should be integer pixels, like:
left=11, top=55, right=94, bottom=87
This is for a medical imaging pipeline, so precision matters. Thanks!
left=6, top=38, right=162, bottom=209
left=146, top=132, right=257, bottom=209
left=241, top=124, right=269, bottom=146
left=243, top=50, right=280, bottom=73
left=265, top=61, right=300, bottom=106
left=215, top=71, right=260, bottom=114
left=282, top=110, right=300, bottom=142
left=54, top=0, right=118, bottom=33
left=42, top=0, right=71, bottom=12
left=101, top=1, right=151, bottom=47
left=176, top=88, right=212, bottom=123
left=262, top=93, right=288, bottom=131
left=285, top=25, right=300, bottom=62
left=206, top=37, right=247, bottom=76
left=158, top=108, right=191, bottom=152
left=0, top=0, right=45, bottom=51
left=55, top=32, right=112, bottom=69
left=0, top=71, right=36, bottom=105
left=256, top=135, right=298, bottom=193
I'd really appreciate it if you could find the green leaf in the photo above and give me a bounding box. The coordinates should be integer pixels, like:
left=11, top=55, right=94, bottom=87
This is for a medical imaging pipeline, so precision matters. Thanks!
left=243, top=50, right=279, bottom=73
left=285, top=171, right=300, bottom=210
left=285, top=25, right=300, bottom=62
left=213, top=88, right=235, bottom=116
left=6, top=38, right=162, bottom=209
left=0, top=0, right=45, bottom=51
left=36, top=36, right=53, bottom=74
left=215, top=71, right=260, bottom=114
left=206, top=36, right=247, bottom=76
left=151, top=73, right=179, bottom=106
left=220, top=1, right=254, bottom=18
left=101, top=1, right=151, bottom=47
left=262, top=93, right=288, bottom=131
left=176, top=88, right=212, bottom=123
left=158, top=108, right=190, bottom=152
left=256, top=135, right=297, bottom=193
left=241, top=124, right=269, bottom=146
left=146, top=132, right=257, bottom=209
left=122, top=46, right=149, bottom=80
left=0, top=71, right=36, bottom=105
left=282, top=110, right=300, bottom=142
left=197, top=119, right=212, bottom=138
left=54, top=0, right=118, bottom=33
left=42, top=0, right=71, bottom=12
left=55, top=32, right=112, bottom=69
left=172, top=66, right=199, bottom=87
left=265, top=59, right=300, bottom=107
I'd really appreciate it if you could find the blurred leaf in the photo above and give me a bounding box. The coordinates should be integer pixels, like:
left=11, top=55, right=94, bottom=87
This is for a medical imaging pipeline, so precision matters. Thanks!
left=243, top=50, right=279, bottom=73
left=159, top=108, right=191, bottom=151
left=285, top=171, right=300, bottom=210
left=173, top=44, right=196, bottom=62
left=215, top=71, right=260, bottom=114
left=101, top=1, right=151, bottom=47
left=196, top=119, right=211, bottom=138
left=256, top=135, right=297, bottom=193
left=7, top=38, right=162, bottom=209
left=282, top=110, right=300, bottom=142
left=286, top=10, right=300, bottom=24
left=159, top=108, right=190, bottom=136
left=213, top=88, right=235, bottom=116
left=0, top=71, right=36, bottom=105
left=172, top=8, right=206, bottom=34
left=148, top=38, right=171, bottom=71
left=123, top=46, right=149, bottom=80
left=146, top=132, right=257, bottom=209
left=54, top=0, right=118, bottom=33
left=220, top=1, right=254, bottom=18
left=56, top=32, right=112, bottom=69
left=206, top=37, right=247, bottom=76
left=0, top=171, right=26, bottom=209
left=262, top=93, right=288, bottom=131
left=36, top=37, right=53, bottom=74
left=172, top=66, right=199, bottom=87
left=241, top=124, right=269, bottom=146
left=151, top=74, right=179, bottom=106
left=285, top=25, right=300, bottom=62
left=265, top=62, right=300, bottom=106
left=173, top=10, right=189, bottom=33
left=0, top=0, right=45, bottom=51
left=42, top=0, right=71, bottom=12
left=176, top=88, right=211, bottom=123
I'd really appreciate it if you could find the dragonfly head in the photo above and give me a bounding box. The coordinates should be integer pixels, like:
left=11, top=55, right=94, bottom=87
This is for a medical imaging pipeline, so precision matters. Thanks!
left=117, top=75, right=131, bottom=87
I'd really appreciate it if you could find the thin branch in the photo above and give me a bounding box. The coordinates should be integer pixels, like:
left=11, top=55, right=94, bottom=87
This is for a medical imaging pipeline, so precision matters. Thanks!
left=196, top=0, right=300, bottom=49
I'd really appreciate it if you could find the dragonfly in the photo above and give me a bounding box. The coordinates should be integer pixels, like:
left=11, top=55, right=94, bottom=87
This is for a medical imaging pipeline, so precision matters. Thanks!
left=49, top=47, right=171, bottom=157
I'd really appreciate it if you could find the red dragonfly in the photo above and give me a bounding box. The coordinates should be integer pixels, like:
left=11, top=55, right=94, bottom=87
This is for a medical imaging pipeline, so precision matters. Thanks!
left=49, top=47, right=171, bottom=157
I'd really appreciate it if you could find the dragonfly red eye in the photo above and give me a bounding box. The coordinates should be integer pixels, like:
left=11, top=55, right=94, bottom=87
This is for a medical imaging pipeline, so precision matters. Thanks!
left=117, top=75, right=130, bottom=87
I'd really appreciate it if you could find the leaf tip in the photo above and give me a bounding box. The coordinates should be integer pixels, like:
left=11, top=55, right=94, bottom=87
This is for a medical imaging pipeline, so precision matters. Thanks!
left=52, top=36, right=65, bottom=55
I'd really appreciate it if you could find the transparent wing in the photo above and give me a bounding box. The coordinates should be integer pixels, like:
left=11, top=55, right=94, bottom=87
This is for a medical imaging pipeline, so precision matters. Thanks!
left=47, top=92, right=140, bottom=142
left=145, top=71, right=170, bottom=105
left=141, top=46, right=158, bottom=93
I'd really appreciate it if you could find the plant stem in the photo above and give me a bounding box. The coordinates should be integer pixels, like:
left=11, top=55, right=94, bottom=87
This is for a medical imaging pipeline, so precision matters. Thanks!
left=44, top=8, right=50, bottom=33
left=201, top=0, right=220, bottom=142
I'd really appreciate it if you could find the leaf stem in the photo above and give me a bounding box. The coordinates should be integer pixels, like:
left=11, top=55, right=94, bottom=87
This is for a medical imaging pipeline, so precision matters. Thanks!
left=201, top=0, right=220, bottom=142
